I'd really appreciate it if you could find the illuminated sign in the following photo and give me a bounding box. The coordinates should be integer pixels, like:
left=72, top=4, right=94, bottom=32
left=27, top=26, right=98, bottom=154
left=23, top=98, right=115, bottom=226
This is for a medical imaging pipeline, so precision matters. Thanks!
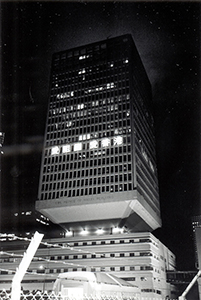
left=51, top=146, right=60, bottom=155
left=74, top=143, right=82, bottom=151
left=90, top=140, right=98, bottom=149
left=63, top=145, right=71, bottom=153
left=114, top=136, right=123, bottom=146
left=102, top=138, right=110, bottom=147
left=50, top=135, right=123, bottom=156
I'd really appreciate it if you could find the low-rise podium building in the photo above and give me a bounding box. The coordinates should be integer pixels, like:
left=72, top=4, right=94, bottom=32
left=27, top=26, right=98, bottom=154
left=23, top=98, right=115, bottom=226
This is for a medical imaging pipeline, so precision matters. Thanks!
left=0, top=232, right=177, bottom=298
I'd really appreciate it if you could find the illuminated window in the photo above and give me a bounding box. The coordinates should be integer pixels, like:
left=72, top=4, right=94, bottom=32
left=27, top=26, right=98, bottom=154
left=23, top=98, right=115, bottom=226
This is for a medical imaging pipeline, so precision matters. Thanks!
left=56, top=91, right=74, bottom=99
left=79, top=134, right=90, bottom=141
left=51, top=146, right=60, bottom=155
left=114, top=136, right=123, bottom=146
left=62, top=145, right=71, bottom=153
left=90, top=140, right=98, bottom=149
left=74, top=143, right=82, bottom=151
left=149, top=160, right=155, bottom=172
left=106, top=82, right=115, bottom=89
left=77, top=103, right=84, bottom=110
left=102, top=138, right=110, bottom=147
left=79, top=54, right=89, bottom=60
left=78, top=68, right=86, bottom=74
left=142, top=148, right=148, bottom=162
left=66, top=121, right=72, bottom=127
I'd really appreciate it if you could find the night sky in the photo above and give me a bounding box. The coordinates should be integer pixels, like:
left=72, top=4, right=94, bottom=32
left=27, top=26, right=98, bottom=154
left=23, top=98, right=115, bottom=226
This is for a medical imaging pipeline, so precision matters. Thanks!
left=1, top=1, right=200, bottom=271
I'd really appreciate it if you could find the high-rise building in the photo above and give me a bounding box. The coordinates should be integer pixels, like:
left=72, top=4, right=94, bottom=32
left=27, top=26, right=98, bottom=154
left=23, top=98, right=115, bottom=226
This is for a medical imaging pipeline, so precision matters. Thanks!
left=36, top=34, right=161, bottom=234
left=0, top=132, right=5, bottom=148
left=192, top=215, right=201, bottom=269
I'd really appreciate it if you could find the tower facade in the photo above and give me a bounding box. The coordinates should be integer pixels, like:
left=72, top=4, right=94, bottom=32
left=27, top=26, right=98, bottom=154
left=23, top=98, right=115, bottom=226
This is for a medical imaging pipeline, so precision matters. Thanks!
left=36, top=34, right=161, bottom=234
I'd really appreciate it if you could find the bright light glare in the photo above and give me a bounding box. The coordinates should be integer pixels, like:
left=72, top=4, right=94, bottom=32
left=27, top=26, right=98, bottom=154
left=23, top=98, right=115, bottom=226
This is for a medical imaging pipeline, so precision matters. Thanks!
left=39, top=265, right=45, bottom=270
left=112, top=227, right=124, bottom=234
left=96, top=228, right=104, bottom=235
left=65, top=230, right=73, bottom=237
left=80, top=229, right=88, bottom=236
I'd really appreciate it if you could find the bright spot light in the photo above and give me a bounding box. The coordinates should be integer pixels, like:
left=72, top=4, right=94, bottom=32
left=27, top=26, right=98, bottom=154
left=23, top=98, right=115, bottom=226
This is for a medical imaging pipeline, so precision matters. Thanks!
left=81, top=229, right=88, bottom=236
left=39, top=265, right=45, bottom=270
left=112, top=227, right=124, bottom=234
left=96, top=228, right=104, bottom=235
left=65, top=230, right=73, bottom=237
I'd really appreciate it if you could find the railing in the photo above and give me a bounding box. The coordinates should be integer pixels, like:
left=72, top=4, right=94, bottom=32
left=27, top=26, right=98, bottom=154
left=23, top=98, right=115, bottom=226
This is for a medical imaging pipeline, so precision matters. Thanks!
left=0, top=290, right=178, bottom=300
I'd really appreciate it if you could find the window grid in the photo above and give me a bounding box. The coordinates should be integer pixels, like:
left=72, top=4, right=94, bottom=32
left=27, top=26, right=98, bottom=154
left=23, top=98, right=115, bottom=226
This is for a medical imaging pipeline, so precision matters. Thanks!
left=40, top=57, right=133, bottom=200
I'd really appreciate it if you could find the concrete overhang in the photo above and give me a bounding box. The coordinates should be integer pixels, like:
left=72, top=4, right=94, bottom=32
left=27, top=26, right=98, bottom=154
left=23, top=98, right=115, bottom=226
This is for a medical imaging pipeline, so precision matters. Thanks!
left=36, top=190, right=161, bottom=231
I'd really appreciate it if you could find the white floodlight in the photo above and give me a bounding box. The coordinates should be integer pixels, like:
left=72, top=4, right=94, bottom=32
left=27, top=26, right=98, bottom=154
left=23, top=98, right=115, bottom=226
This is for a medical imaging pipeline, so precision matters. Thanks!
left=65, top=230, right=73, bottom=237
left=80, top=229, right=88, bottom=236
left=96, top=228, right=104, bottom=235
left=112, top=227, right=124, bottom=234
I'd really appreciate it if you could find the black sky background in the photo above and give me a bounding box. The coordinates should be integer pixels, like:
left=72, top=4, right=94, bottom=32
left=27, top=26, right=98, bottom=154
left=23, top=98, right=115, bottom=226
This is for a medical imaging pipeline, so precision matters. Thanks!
left=0, top=1, right=200, bottom=270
